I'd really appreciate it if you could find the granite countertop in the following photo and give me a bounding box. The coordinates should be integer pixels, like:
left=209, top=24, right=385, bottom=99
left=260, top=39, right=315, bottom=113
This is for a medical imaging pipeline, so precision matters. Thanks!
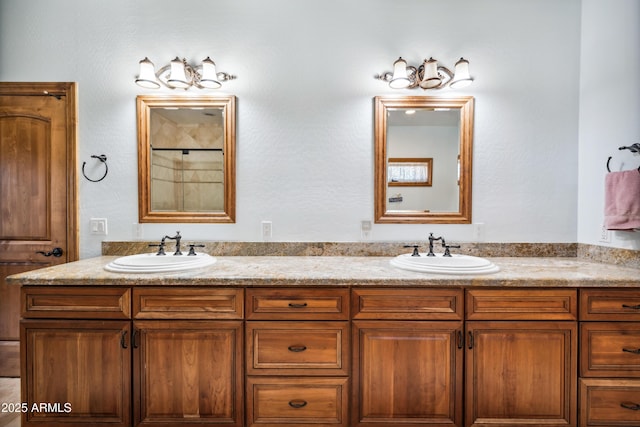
left=7, top=256, right=640, bottom=288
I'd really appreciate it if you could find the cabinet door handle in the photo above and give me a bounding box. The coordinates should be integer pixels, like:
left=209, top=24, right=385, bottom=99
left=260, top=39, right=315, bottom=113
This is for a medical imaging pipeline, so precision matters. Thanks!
left=120, top=330, right=128, bottom=349
left=622, top=347, right=640, bottom=354
left=467, top=331, right=474, bottom=350
left=622, top=304, right=640, bottom=310
left=288, top=345, right=307, bottom=352
left=288, top=302, right=308, bottom=308
left=621, top=401, right=640, bottom=411
left=132, top=329, right=140, bottom=349
left=457, top=330, right=463, bottom=349
left=288, top=400, right=308, bottom=408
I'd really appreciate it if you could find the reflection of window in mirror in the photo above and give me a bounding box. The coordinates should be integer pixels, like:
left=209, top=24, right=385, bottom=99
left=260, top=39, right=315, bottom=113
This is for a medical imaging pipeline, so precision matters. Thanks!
left=388, top=158, right=433, bottom=186
left=374, top=96, right=474, bottom=224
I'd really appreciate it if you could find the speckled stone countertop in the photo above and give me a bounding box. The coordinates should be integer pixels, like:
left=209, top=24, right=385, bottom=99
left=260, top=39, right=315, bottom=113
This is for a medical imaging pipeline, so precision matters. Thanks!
left=7, top=256, right=640, bottom=288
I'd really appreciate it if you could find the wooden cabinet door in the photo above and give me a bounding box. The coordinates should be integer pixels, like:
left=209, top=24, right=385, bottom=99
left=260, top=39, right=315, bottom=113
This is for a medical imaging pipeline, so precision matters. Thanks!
left=352, top=320, right=463, bottom=427
left=133, top=320, right=243, bottom=427
left=20, top=319, right=131, bottom=427
left=465, top=321, right=577, bottom=427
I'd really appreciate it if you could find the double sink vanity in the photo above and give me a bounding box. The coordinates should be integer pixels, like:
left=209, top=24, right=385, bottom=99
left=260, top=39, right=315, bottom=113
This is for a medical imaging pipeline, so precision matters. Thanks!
left=8, top=243, right=640, bottom=427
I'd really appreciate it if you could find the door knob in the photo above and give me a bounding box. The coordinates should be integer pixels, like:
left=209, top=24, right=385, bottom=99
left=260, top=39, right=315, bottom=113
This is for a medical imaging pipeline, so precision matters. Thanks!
left=36, top=247, right=64, bottom=257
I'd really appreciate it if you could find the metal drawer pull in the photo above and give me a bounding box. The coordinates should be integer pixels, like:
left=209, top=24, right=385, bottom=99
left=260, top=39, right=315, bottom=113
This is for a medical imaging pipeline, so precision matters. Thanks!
left=288, top=400, right=308, bottom=408
left=288, top=302, right=308, bottom=308
left=621, top=401, right=640, bottom=411
left=622, top=304, right=640, bottom=310
left=288, top=345, right=307, bottom=352
left=623, top=347, right=640, bottom=354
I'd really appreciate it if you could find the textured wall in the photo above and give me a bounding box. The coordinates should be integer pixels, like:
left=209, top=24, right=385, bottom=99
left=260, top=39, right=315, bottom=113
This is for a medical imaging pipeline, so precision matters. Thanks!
left=0, top=0, right=587, bottom=258
left=577, top=0, right=640, bottom=250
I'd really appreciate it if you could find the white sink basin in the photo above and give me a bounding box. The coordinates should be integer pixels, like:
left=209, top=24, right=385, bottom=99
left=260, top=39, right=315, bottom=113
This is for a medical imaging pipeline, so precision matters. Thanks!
left=390, top=253, right=500, bottom=275
left=105, top=253, right=216, bottom=273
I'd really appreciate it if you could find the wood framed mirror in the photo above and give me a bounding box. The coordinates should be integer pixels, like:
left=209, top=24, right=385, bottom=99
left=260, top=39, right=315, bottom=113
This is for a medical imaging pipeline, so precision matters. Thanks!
left=374, top=96, right=473, bottom=223
left=137, top=95, right=236, bottom=223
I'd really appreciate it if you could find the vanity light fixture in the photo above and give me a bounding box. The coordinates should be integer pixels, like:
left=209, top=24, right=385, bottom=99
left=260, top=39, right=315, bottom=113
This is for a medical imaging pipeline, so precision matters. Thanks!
left=135, top=57, right=236, bottom=90
left=376, top=57, right=473, bottom=90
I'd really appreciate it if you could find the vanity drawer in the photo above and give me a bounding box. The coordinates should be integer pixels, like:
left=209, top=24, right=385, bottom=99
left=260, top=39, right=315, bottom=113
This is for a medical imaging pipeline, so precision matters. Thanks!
left=580, top=289, right=640, bottom=321
left=352, top=288, right=463, bottom=320
left=580, top=322, right=640, bottom=377
left=246, top=377, right=349, bottom=427
left=246, top=288, right=349, bottom=320
left=22, top=286, right=131, bottom=319
left=246, top=321, right=348, bottom=376
left=579, top=379, right=640, bottom=426
left=466, top=288, right=578, bottom=320
left=133, top=287, right=243, bottom=319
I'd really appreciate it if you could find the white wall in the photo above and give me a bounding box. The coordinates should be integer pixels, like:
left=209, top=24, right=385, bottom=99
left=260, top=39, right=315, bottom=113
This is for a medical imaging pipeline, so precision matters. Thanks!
left=577, top=0, right=640, bottom=250
left=0, top=0, right=583, bottom=258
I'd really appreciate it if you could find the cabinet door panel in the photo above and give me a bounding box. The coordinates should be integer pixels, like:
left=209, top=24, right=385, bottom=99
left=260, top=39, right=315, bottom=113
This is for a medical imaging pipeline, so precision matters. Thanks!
left=20, top=320, right=131, bottom=427
left=466, top=321, right=577, bottom=427
left=134, top=320, right=243, bottom=427
left=353, top=320, right=463, bottom=427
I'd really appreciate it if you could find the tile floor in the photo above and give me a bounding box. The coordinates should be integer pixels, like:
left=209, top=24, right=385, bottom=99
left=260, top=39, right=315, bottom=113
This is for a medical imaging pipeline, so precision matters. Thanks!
left=0, top=378, right=21, bottom=427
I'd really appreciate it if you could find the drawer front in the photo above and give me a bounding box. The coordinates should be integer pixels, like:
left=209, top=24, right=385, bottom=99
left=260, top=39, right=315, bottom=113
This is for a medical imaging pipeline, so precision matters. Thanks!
left=247, top=321, right=348, bottom=375
left=22, top=286, right=131, bottom=319
left=581, top=289, right=640, bottom=321
left=352, top=288, right=463, bottom=320
left=246, top=288, right=349, bottom=320
left=246, top=377, right=348, bottom=427
left=580, top=379, right=640, bottom=426
left=466, top=288, right=578, bottom=320
left=580, top=322, right=640, bottom=377
left=133, top=287, right=243, bottom=319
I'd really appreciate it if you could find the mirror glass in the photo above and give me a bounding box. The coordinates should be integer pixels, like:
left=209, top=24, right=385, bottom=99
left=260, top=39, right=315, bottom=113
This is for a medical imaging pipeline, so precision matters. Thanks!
left=374, top=96, right=474, bottom=223
left=137, top=95, right=236, bottom=223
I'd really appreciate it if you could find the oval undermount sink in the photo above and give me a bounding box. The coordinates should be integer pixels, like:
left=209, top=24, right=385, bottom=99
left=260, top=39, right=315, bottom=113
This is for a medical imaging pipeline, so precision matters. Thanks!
left=390, top=253, right=500, bottom=275
left=105, top=253, right=216, bottom=273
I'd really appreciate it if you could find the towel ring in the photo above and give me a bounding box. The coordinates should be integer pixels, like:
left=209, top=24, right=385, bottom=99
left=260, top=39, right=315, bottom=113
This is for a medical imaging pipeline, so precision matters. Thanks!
left=606, top=143, right=640, bottom=173
left=82, top=154, right=108, bottom=182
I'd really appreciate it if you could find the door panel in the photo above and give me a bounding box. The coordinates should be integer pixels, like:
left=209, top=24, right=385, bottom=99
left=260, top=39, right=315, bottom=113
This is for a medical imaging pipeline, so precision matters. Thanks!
left=0, top=82, right=77, bottom=376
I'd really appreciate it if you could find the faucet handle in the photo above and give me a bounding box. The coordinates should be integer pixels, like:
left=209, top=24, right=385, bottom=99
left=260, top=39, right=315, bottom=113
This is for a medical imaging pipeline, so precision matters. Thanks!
left=403, top=244, right=421, bottom=257
left=149, top=243, right=166, bottom=256
left=187, top=244, right=205, bottom=256
left=443, top=244, right=461, bottom=257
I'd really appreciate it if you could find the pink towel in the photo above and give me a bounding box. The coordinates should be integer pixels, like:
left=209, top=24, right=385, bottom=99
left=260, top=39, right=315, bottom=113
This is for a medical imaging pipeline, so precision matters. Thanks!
left=604, top=170, right=640, bottom=231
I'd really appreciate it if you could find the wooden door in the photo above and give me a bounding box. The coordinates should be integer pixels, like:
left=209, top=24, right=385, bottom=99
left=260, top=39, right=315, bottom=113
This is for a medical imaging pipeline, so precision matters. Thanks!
left=133, top=320, right=244, bottom=427
left=20, top=319, right=131, bottom=426
left=0, top=82, right=77, bottom=376
left=465, top=321, right=577, bottom=427
left=352, top=320, right=464, bottom=427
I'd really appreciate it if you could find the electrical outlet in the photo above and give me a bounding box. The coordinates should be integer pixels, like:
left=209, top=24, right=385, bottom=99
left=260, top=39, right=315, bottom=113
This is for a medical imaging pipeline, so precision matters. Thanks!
left=261, top=221, right=272, bottom=241
left=90, top=218, right=108, bottom=235
left=599, top=224, right=611, bottom=243
left=361, top=220, right=372, bottom=240
left=473, top=223, right=485, bottom=242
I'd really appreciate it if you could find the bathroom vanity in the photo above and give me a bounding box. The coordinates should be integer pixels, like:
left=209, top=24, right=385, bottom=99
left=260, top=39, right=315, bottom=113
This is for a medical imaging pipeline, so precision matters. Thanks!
left=8, top=256, right=640, bottom=427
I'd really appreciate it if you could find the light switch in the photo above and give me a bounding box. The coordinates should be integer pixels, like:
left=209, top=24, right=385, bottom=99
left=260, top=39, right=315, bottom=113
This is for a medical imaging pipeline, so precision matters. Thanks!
left=90, top=218, right=108, bottom=235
